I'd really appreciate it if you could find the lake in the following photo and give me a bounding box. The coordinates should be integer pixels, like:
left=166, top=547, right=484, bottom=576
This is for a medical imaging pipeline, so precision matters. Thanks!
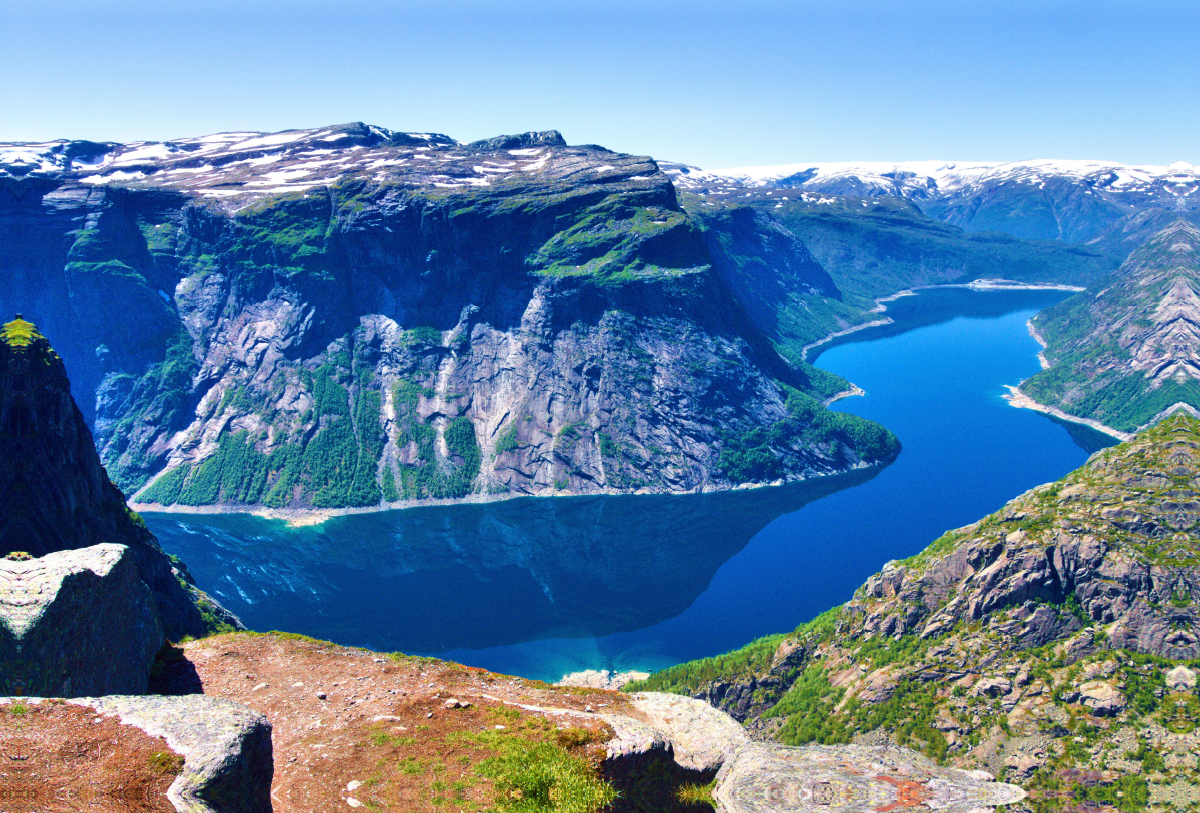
left=146, top=288, right=1114, bottom=682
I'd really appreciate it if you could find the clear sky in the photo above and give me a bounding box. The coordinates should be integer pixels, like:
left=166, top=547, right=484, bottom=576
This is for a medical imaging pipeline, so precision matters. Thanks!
left=3, top=0, right=1196, bottom=169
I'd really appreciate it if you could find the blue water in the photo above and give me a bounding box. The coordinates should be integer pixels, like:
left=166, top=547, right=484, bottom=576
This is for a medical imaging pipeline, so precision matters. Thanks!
left=146, top=288, right=1114, bottom=682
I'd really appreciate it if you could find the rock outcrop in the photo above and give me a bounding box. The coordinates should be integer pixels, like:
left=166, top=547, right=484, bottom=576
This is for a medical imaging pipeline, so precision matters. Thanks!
left=714, top=743, right=1024, bottom=813
left=0, top=544, right=162, bottom=696
left=0, top=316, right=238, bottom=640
left=74, top=694, right=273, bottom=813
left=632, top=413, right=1200, bottom=805
left=1021, top=219, right=1200, bottom=431
left=600, top=692, right=1021, bottom=813
left=0, top=125, right=900, bottom=510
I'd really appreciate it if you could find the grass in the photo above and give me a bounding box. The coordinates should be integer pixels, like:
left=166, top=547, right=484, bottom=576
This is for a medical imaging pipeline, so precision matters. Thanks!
left=0, top=316, right=42, bottom=347
left=471, top=733, right=614, bottom=813
left=148, top=750, right=185, bottom=776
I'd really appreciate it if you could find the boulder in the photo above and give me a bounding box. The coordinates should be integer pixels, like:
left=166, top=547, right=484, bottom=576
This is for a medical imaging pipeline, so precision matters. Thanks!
left=1079, top=680, right=1127, bottom=717
left=74, top=694, right=273, bottom=813
left=0, top=544, right=163, bottom=696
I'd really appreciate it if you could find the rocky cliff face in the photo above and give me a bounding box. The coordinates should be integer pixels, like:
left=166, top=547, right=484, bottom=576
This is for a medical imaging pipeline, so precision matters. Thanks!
left=0, top=124, right=897, bottom=510
left=632, top=413, right=1200, bottom=807
left=1021, top=220, right=1200, bottom=432
left=0, top=316, right=236, bottom=639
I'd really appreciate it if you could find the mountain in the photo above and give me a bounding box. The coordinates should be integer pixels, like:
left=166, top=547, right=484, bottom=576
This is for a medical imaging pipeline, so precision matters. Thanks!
left=1020, top=220, right=1200, bottom=432
left=629, top=413, right=1200, bottom=809
left=0, top=124, right=896, bottom=510
left=666, top=158, right=1200, bottom=252
left=0, top=316, right=236, bottom=639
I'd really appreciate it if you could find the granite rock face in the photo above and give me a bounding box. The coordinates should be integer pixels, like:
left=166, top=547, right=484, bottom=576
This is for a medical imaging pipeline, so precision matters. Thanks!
left=0, top=124, right=897, bottom=510
left=0, top=317, right=239, bottom=640
left=76, top=694, right=273, bottom=813
left=0, top=544, right=162, bottom=696
left=1021, top=219, right=1200, bottom=431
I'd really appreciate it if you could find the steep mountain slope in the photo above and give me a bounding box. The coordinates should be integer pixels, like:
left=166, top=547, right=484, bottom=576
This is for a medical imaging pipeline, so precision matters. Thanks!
left=667, top=158, right=1200, bottom=253
left=1021, top=220, right=1200, bottom=432
left=677, top=190, right=1115, bottom=365
left=630, top=413, right=1200, bottom=809
left=0, top=316, right=235, bottom=639
left=0, top=124, right=896, bottom=510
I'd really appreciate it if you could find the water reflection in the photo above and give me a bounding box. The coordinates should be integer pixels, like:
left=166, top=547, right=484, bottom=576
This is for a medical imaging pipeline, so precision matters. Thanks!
left=146, top=466, right=880, bottom=654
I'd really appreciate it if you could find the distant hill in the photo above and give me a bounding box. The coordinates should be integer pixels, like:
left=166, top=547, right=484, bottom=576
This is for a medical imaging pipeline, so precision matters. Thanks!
left=1020, top=220, right=1200, bottom=432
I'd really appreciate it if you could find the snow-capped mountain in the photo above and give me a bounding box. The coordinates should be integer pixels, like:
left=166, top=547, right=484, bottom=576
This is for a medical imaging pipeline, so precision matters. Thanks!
left=0, top=123, right=573, bottom=203
left=663, top=159, right=1200, bottom=246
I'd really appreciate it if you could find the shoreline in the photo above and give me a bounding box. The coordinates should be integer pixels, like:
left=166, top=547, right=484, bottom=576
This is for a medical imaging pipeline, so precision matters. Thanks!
left=825, top=384, right=865, bottom=405
left=1001, top=385, right=1133, bottom=442
left=130, top=461, right=880, bottom=527
left=799, top=279, right=1081, bottom=362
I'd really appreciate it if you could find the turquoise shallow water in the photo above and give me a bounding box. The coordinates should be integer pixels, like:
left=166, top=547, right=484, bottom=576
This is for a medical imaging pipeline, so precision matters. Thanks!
left=146, top=288, right=1114, bottom=682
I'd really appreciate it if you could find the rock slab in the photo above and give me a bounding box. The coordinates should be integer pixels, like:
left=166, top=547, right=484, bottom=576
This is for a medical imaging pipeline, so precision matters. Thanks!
left=0, top=543, right=163, bottom=696
left=75, top=694, right=273, bottom=813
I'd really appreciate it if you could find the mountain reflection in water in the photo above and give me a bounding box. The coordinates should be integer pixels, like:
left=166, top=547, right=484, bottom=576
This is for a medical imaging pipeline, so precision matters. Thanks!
left=146, top=467, right=879, bottom=654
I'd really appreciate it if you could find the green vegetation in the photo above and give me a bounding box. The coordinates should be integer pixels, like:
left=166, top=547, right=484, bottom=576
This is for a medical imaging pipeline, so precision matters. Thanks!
left=715, top=386, right=898, bottom=485
left=1019, top=223, right=1200, bottom=431
left=494, top=424, right=520, bottom=456
left=625, top=632, right=788, bottom=694
left=472, top=732, right=615, bottom=813
left=392, top=378, right=481, bottom=500
left=141, top=363, right=388, bottom=508
left=0, top=316, right=42, bottom=348
left=148, top=750, right=186, bottom=776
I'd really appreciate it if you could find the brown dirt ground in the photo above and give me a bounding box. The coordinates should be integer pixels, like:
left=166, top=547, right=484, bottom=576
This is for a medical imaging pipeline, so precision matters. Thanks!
left=0, top=699, right=180, bottom=812
left=171, top=632, right=639, bottom=813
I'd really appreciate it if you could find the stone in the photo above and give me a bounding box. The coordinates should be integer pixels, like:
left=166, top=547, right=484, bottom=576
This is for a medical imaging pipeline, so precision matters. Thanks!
left=1168, top=665, right=1197, bottom=691
left=0, top=544, right=163, bottom=697
left=623, top=691, right=750, bottom=774
left=712, top=742, right=1025, bottom=813
left=1079, top=681, right=1127, bottom=717
left=971, top=676, right=1013, bottom=699
left=74, top=694, right=273, bottom=813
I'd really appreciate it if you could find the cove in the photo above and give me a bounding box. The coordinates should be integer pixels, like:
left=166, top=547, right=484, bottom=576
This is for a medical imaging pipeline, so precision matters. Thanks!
left=145, top=288, right=1114, bottom=682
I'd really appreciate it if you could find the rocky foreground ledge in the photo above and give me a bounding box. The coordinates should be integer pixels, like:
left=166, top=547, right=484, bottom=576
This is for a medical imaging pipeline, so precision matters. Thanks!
left=0, top=536, right=1022, bottom=812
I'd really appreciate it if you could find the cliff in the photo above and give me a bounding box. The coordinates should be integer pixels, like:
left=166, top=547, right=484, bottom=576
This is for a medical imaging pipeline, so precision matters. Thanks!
left=0, top=124, right=897, bottom=511
left=1021, top=220, right=1200, bottom=432
left=631, top=413, right=1200, bottom=809
left=0, top=316, right=236, bottom=639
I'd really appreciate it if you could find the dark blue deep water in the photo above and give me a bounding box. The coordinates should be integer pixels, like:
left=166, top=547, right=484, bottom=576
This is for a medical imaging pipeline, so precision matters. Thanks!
left=146, top=288, right=1115, bottom=682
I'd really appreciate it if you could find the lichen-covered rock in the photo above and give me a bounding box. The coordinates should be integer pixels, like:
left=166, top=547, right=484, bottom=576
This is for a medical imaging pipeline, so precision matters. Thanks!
left=713, top=742, right=1024, bottom=813
left=0, top=543, right=162, bottom=696
left=625, top=691, right=749, bottom=773
left=75, top=694, right=273, bottom=813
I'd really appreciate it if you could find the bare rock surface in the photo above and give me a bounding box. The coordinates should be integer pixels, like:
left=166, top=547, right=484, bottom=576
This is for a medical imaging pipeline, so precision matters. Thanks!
left=0, top=543, right=162, bottom=696
left=73, top=694, right=273, bottom=813
left=557, top=668, right=651, bottom=691
left=624, top=691, right=749, bottom=773
left=713, top=742, right=1025, bottom=813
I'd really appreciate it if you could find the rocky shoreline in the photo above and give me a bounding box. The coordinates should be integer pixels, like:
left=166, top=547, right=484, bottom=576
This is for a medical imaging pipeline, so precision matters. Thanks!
left=1002, top=384, right=1133, bottom=441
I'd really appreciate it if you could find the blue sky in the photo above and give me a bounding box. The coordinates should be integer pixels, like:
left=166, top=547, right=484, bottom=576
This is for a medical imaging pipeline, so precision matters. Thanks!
left=3, top=0, right=1196, bottom=169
